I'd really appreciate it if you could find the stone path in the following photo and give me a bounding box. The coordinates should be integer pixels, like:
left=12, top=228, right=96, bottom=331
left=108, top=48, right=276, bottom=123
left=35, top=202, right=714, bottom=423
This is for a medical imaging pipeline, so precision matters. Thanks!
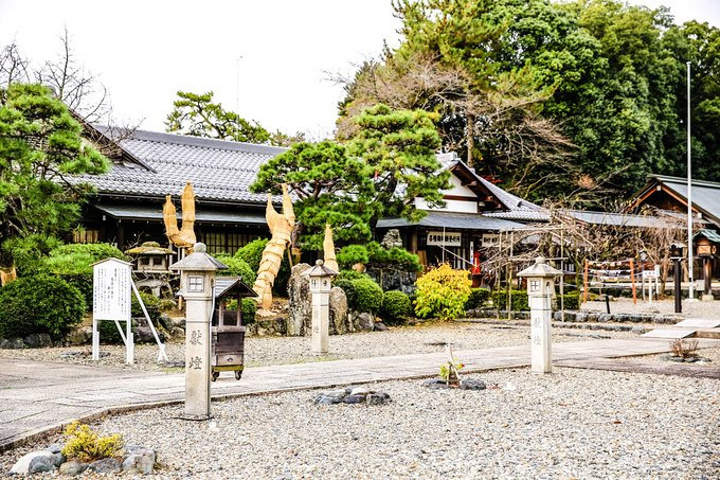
left=643, top=318, right=720, bottom=339
left=1, top=336, right=718, bottom=452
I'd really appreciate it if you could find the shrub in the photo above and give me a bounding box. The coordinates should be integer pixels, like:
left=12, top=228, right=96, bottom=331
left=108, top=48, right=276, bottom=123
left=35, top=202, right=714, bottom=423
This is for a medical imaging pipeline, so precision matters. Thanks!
left=464, top=288, right=491, bottom=310
left=380, top=290, right=412, bottom=325
left=555, top=292, right=580, bottom=310
left=242, top=298, right=257, bottom=325
left=334, top=270, right=372, bottom=282
left=216, top=254, right=257, bottom=284
left=337, top=245, right=370, bottom=270
left=367, top=243, right=422, bottom=272
left=334, top=277, right=383, bottom=314
left=491, top=290, right=530, bottom=311
left=414, top=264, right=471, bottom=320
left=61, top=421, right=124, bottom=462
left=235, top=238, right=290, bottom=295
left=44, top=243, right=126, bottom=310
left=0, top=275, right=85, bottom=340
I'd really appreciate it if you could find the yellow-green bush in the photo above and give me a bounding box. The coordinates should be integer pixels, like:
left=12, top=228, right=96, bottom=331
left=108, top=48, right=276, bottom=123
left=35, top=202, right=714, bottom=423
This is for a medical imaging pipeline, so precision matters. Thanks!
left=414, top=264, right=471, bottom=320
left=61, top=421, right=124, bottom=462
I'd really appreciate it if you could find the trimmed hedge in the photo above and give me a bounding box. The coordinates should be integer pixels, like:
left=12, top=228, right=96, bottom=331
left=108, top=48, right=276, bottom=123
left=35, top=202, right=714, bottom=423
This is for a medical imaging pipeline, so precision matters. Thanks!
left=337, top=242, right=422, bottom=273
left=0, top=275, right=85, bottom=340
left=380, top=290, right=412, bottom=325
left=491, top=290, right=530, bottom=311
left=334, top=270, right=372, bottom=282
left=464, top=287, right=491, bottom=310
left=334, top=277, right=383, bottom=314
left=555, top=293, right=580, bottom=310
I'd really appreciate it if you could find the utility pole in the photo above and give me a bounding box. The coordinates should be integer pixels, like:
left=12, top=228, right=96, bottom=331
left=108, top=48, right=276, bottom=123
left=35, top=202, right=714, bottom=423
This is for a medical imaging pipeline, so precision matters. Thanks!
left=687, top=61, right=694, bottom=301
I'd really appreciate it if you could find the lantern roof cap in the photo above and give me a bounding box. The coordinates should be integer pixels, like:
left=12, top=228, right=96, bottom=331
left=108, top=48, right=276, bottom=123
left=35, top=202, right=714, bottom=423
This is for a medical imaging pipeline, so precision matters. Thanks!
left=517, top=256, right=562, bottom=278
left=170, top=243, right=227, bottom=272
left=305, top=259, right=338, bottom=278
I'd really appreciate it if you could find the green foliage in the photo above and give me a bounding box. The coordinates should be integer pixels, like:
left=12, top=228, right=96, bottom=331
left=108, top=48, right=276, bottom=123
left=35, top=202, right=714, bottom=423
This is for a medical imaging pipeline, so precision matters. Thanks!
left=0, top=83, right=109, bottom=267
left=165, top=91, right=271, bottom=144
left=337, top=245, right=370, bottom=270
left=347, top=104, right=450, bottom=225
left=334, top=269, right=372, bottom=282
left=464, top=288, right=491, bottom=310
left=339, top=0, right=720, bottom=204
left=366, top=242, right=422, bottom=272
left=414, top=264, right=471, bottom=320
left=439, top=361, right=464, bottom=385
left=216, top=253, right=257, bottom=284
left=61, top=421, right=124, bottom=463
left=380, top=290, right=412, bottom=325
left=242, top=298, right=257, bottom=325
left=250, top=141, right=377, bottom=248
left=491, top=290, right=530, bottom=312
left=41, top=243, right=126, bottom=310
left=0, top=274, right=85, bottom=340
left=334, top=277, right=383, bottom=314
left=1, top=234, right=61, bottom=276
left=235, top=238, right=290, bottom=295
left=555, top=292, right=580, bottom=310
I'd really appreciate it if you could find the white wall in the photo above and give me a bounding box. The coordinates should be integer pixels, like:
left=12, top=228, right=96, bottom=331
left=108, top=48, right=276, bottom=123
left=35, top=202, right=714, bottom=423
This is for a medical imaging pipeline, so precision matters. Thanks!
left=414, top=174, right=478, bottom=213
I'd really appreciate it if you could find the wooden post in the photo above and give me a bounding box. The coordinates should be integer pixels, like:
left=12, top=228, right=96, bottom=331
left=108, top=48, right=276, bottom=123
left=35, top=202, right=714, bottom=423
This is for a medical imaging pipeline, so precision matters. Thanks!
left=629, top=259, right=637, bottom=305
left=583, top=259, right=589, bottom=303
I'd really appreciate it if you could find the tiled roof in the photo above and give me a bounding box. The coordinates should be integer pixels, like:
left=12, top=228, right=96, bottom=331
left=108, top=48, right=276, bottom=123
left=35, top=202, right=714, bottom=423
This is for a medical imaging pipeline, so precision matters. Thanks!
left=75, top=127, right=287, bottom=204
left=377, top=211, right=527, bottom=231
left=651, top=175, right=720, bottom=227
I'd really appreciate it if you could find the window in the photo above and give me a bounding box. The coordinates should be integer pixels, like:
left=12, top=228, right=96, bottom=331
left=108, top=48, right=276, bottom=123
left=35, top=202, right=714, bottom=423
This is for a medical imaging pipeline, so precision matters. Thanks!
left=201, top=232, right=263, bottom=255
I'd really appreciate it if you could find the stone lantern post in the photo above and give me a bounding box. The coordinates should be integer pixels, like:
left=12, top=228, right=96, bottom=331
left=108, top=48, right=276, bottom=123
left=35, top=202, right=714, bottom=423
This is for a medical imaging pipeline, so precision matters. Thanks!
left=305, top=260, right=337, bottom=355
left=518, top=256, right=561, bottom=374
left=170, top=243, right=227, bottom=420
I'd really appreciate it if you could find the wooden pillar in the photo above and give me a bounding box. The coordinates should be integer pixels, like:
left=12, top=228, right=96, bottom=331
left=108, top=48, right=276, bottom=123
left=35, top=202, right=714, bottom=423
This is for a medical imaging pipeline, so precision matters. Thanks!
left=117, top=220, right=125, bottom=251
left=410, top=230, right=418, bottom=254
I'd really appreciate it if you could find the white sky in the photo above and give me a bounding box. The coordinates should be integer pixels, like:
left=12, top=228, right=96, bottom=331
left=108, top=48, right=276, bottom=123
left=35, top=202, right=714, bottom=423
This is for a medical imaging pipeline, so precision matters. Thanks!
left=1, top=0, right=718, bottom=140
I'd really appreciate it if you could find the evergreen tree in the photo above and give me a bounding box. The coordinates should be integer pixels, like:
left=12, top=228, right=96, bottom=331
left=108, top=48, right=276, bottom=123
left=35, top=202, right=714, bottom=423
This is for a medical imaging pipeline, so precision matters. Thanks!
left=0, top=83, right=109, bottom=267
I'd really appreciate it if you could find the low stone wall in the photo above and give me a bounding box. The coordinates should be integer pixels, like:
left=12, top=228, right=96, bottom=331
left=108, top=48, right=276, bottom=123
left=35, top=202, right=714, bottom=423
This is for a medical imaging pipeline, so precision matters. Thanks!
left=464, top=308, right=682, bottom=324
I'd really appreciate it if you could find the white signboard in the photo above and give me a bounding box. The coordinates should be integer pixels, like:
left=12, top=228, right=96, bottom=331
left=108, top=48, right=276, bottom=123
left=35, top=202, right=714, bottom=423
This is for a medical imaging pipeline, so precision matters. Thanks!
left=641, top=265, right=661, bottom=280
left=482, top=233, right=500, bottom=248
left=427, top=231, right=462, bottom=247
left=93, top=258, right=132, bottom=321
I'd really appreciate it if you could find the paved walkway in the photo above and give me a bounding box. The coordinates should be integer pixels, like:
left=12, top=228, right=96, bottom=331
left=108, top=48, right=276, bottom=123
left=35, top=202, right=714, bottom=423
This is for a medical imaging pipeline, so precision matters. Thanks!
left=1, top=337, right=718, bottom=452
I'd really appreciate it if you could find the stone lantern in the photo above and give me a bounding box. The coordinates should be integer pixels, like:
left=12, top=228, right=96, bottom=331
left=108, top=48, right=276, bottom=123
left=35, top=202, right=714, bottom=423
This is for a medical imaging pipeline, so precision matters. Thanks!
left=304, top=259, right=337, bottom=355
left=170, top=242, right=227, bottom=420
left=518, top=256, right=562, bottom=374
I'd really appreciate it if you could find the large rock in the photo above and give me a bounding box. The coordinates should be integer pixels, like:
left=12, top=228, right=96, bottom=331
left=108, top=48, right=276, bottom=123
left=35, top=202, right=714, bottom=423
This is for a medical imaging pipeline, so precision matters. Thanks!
left=65, top=326, right=93, bottom=346
left=329, top=287, right=348, bottom=335
left=287, top=263, right=311, bottom=336
left=87, top=458, right=121, bottom=474
left=366, top=269, right=417, bottom=295
left=122, top=445, right=156, bottom=474
left=23, top=333, right=53, bottom=348
left=351, top=311, right=375, bottom=332
left=59, top=461, right=87, bottom=476
left=10, top=450, right=61, bottom=474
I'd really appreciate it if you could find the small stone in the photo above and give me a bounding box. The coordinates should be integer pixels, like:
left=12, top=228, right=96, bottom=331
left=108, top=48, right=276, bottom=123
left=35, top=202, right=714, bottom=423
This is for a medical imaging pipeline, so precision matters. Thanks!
left=374, top=322, right=388, bottom=332
left=366, top=393, right=391, bottom=405
left=59, top=461, right=87, bottom=476
left=314, top=395, right=341, bottom=405
left=350, top=387, right=369, bottom=396
left=342, top=394, right=365, bottom=404
left=460, top=379, right=487, bottom=390
left=87, top=457, right=121, bottom=474
left=46, top=443, right=64, bottom=455
left=423, top=378, right=448, bottom=389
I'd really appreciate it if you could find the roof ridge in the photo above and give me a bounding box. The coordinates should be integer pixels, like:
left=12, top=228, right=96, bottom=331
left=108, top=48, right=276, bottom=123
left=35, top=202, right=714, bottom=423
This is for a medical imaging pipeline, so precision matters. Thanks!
left=651, top=174, right=720, bottom=188
left=128, top=129, right=288, bottom=155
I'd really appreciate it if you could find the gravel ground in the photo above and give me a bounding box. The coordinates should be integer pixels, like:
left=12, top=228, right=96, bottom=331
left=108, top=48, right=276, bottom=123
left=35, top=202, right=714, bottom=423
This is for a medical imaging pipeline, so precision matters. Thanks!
left=0, top=321, right=639, bottom=373
left=582, top=297, right=720, bottom=318
left=2, top=367, right=718, bottom=479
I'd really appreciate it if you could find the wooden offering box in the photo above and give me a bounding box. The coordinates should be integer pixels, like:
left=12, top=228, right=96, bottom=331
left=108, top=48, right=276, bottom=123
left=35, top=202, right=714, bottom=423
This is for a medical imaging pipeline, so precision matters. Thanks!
left=211, top=277, right=256, bottom=381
